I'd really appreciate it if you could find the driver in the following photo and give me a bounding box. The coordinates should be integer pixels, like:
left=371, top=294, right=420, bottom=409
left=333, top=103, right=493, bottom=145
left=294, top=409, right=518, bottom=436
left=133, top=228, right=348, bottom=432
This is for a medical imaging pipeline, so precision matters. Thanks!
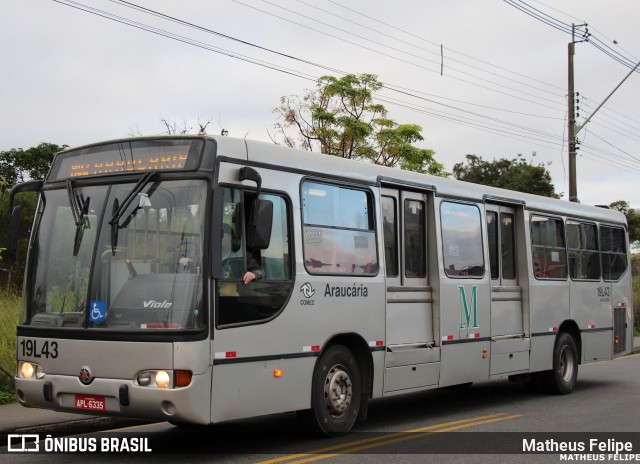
left=221, top=223, right=261, bottom=284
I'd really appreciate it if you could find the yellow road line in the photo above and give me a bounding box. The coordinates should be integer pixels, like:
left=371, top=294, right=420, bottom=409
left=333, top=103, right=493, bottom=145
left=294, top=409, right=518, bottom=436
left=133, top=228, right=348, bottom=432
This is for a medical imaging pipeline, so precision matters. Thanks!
left=257, top=412, right=523, bottom=464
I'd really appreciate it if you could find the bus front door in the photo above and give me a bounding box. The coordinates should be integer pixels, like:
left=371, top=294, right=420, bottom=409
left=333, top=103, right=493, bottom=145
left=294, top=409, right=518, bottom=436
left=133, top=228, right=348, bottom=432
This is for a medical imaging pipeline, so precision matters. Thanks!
left=381, top=188, right=439, bottom=393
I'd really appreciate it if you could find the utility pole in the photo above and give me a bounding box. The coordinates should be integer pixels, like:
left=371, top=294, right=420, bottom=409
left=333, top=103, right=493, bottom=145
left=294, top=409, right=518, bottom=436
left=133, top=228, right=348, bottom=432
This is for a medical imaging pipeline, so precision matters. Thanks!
left=568, top=35, right=577, bottom=202
left=567, top=23, right=639, bottom=203
left=568, top=24, right=588, bottom=203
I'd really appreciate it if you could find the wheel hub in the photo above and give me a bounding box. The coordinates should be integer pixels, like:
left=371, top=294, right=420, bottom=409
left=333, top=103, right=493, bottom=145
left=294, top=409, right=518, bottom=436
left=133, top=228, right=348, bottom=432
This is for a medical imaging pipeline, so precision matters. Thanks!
left=324, top=364, right=353, bottom=417
left=559, top=345, right=575, bottom=382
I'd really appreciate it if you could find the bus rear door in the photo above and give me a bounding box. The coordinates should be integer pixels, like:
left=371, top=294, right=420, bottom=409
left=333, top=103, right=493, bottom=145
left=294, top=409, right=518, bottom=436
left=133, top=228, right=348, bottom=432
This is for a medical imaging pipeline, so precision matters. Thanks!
left=486, top=204, right=530, bottom=378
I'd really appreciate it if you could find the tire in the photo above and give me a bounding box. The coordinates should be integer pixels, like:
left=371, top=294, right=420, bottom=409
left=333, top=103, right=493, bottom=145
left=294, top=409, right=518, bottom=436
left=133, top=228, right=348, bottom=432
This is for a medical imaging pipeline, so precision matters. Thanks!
left=297, top=345, right=361, bottom=437
left=538, top=332, right=578, bottom=395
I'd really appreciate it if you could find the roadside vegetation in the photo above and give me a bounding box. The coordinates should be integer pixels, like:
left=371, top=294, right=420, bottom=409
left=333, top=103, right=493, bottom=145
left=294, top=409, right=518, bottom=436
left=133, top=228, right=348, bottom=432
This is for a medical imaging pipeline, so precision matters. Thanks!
left=632, top=256, right=640, bottom=336
left=0, top=290, right=20, bottom=404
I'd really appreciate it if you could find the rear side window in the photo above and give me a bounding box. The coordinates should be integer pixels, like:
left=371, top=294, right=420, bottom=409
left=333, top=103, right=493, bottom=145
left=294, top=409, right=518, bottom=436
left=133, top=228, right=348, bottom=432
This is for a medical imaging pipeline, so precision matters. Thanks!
left=441, top=202, right=484, bottom=277
left=302, top=181, right=378, bottom=275
left=531, top=215, right=567, bottom=279
left=600, top=226, right=627, bottom=281
left=567, top=222, right=600, bottom=280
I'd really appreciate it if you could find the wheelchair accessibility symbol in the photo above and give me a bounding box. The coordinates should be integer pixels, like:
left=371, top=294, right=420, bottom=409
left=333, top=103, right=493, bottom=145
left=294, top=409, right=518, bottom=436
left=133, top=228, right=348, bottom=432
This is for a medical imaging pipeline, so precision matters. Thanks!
left=90, top=300, right=106, bottom=322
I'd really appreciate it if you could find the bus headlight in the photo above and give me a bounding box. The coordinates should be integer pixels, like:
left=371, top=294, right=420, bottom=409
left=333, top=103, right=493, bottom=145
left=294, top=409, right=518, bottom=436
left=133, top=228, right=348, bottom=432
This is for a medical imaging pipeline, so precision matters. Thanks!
left=19, top=362, right=44, bottom=379
left=135, top=369, right=192, bottom=388
left=155, top=371, right=171, bottom=388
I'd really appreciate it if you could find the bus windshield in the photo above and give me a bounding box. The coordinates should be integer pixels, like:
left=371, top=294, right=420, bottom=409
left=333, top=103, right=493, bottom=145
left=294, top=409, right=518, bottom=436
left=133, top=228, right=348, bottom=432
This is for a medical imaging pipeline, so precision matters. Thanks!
left=23, top=179, right=207, bottom=332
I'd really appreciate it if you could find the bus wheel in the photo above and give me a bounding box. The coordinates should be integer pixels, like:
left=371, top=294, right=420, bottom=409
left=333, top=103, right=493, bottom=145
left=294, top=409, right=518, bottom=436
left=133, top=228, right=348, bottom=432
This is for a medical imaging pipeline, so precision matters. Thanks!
left=540, top=332, right=578, bottom=395
left=298, top=345, right=361, bottom=437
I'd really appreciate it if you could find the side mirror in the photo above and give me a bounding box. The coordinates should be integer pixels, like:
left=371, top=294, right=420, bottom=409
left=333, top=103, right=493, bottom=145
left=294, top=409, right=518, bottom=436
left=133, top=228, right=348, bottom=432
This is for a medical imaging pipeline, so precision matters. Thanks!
left=239, top=167, right=273, bottom=249
left=246, top=199, right=273, bottom=250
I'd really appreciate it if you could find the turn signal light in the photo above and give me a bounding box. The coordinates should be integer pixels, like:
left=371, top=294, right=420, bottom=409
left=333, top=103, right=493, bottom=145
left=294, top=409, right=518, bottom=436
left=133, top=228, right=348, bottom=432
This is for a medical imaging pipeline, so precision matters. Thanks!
left=175, top=370, right=192, bottom=387
left=273, top=369, right=283, bottom=378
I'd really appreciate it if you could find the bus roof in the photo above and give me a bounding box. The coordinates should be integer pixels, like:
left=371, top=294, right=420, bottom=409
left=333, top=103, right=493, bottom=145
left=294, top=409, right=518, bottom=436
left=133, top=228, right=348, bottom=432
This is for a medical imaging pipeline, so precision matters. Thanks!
left=54, top=134, right=627, bottom=226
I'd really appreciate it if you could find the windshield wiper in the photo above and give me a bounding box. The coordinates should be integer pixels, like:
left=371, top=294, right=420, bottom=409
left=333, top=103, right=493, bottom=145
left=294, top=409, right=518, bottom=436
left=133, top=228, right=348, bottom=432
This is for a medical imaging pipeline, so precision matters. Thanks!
left=108, top=171, right=157, bottom=254
left=66, top=179, right=91, bottom=257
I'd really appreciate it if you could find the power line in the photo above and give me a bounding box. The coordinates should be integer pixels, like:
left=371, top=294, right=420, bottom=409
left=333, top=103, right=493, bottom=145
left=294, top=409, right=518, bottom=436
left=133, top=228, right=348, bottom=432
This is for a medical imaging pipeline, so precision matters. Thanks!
left=49, top=0, right=640, bottom=192
left=289, top=0, right=566, bottom=99
left=325, top=0, right=566, bottom=93
left=505, top=0, right=640, bottom=74
left=583, top=118, right=640, bottom=145
left=232, top=0, right=567, bottom=111
left=50, top=0, right=576, bottom=157
left=112, top=0, right=566, bottom=119
left=529, top=0, right=640, bottom=62
left=54, top=0, right=568, bottom=136
left=581, top=130, right=640, bottom=163
left=581, top=97, right=640, bottom=134
left=52, top=0, right=319, bottom=82
left=110, top=0, right=567, bottom=114
left=377, top=96, right=564, bottom=150
left=504, top=0, right=573, bottom=35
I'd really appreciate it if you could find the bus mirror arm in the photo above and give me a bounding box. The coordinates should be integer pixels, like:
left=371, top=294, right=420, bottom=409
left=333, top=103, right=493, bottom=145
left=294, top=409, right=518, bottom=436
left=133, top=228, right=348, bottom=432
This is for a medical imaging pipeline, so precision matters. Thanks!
left=239, top=167, right=262, bottom=196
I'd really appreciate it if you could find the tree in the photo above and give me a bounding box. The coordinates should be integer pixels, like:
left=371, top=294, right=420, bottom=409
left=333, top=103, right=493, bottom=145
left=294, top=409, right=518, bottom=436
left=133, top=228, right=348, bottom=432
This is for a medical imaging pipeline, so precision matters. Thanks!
left=272, top=74, right=446, bottom=175
left=452, top=153, right=560, bottom=198
left=129, top=117, right=219, bottom=137
left=0, top=143, right=62, bottom=289
left=609, top=200, right=640, bottom=243
left=159, top=117, right=213, bottom=136
left=0, top=143, right=62, bottom=190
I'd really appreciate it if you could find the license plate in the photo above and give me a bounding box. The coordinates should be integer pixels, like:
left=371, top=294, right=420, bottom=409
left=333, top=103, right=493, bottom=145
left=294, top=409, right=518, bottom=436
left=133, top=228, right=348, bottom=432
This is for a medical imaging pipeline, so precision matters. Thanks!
left=74, top=394, right=105, bottom=411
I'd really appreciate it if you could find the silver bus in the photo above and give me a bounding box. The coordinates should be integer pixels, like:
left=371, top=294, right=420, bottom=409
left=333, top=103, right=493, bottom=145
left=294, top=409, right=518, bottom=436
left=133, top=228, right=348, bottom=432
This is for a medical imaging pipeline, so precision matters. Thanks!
left=11, top=135, right=633, bottom=436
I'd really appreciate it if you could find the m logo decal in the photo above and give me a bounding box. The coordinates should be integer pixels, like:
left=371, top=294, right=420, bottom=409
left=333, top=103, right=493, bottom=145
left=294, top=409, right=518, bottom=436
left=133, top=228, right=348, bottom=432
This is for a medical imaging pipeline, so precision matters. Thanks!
left=458, top=285, right=479, bottom=329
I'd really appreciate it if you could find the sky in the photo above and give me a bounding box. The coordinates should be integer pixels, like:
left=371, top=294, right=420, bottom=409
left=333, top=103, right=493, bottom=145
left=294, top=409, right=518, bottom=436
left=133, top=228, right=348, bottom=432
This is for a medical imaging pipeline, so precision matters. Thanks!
left=2, top=0, right=640, bottom=208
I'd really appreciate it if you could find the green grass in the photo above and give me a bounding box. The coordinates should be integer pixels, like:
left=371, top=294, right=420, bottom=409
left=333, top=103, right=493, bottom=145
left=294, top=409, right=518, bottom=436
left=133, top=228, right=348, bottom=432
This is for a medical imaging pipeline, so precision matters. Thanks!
left=0, top=381, right=15, bottom=405
left=0, top=290, right=20, bottom=403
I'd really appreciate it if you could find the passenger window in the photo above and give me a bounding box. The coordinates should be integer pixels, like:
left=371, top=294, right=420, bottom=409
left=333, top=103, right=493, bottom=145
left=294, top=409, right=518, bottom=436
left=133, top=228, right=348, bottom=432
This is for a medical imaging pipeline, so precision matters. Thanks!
left=404, top=199, right=426, bottom=278
left=600, top=226, right=627, bottom=281
left=382, top=196, right=398, bottom=277
left=302, top=181, right=378, bottom=276
left=441, top=202, right=484, bottom=278
left=487, top=211, right=516, bottom=281
left=217, top=188, right=292, bottom=326
left=487, top=212, right=499, bottom=279
left=567, top=222, right=600, bottom=280
left=530, top=215, right=567, bottom=279
left=501, top=213, right=516, bottom=280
